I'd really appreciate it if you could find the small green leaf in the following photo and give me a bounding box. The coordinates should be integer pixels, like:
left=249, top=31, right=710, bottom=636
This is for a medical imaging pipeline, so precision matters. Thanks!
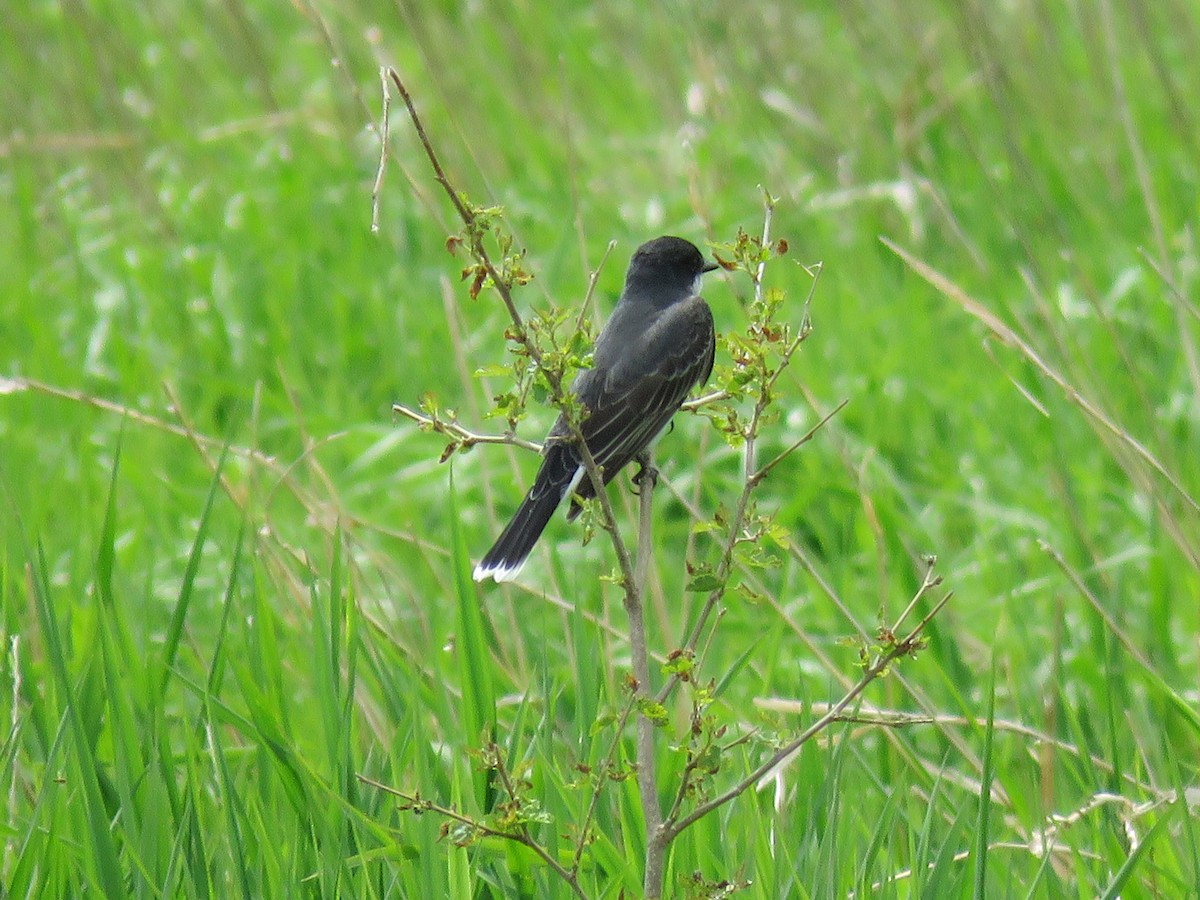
left=732, top=581, right=766, bottom=604
left=635, top=698, right=669, bottom=725
left=686, top=572, right=724, bottom=593
left=662, top=653, right=694, bottom=677
left=474, top=364, right=511, bottom=378
left=589, top=713, right=616, bottom=736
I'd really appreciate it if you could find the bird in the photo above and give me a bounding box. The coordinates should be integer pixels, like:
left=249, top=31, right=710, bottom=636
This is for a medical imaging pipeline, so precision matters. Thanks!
left=473, top=235, right=718, bottom=583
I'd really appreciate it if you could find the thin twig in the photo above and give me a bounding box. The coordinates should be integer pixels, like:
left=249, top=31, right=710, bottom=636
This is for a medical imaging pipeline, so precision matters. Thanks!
left=391, top=402, right=542, bottom=453
left=662, top=724, right=714, bottom=828
left=490, top=746, right=523, bottom=807
left=387, top=72, right=480, bottom=245
left=680, top=389, right=731, bottom=411
left=357, top=775, right=586, bottom=899
left=753, top=697, right=1174, bottom=792
left=749, top=397, right=849, bottom=487
left=692, top=608, right=725, bottom=684
left=886, top=556, right=943, bottom=637
left=370, top=66, right=390, bottom=233
left=661, top=686, right=755, bottom=829
left=387, top=69, right=532, bottom=343
left=575, top=240, right=616, bottom=335
left=752, top=185, right=776, bottom=301
left=753, top=259, right=821, bottom=406
left=634, top=451, right=656, bottom=597
left=571, top=690, right=639, bottom=875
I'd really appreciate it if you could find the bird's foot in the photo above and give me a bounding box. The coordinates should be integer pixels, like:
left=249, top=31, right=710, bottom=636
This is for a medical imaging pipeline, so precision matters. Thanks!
left=631, top=458, right=659, bottom=493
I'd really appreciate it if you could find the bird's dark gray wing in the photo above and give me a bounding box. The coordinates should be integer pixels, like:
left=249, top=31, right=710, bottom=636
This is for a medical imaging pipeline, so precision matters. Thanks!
left=562, top=295, right=714, bottom=514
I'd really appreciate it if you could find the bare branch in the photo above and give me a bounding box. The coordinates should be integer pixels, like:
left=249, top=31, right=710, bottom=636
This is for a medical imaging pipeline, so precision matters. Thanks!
left=387, top=68, right=533, bottom=351
left=391, top=402, right=542, bottom=454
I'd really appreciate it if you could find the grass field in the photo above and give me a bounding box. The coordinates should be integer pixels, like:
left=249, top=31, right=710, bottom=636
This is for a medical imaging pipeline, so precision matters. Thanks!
left=3, top=1, right=1199, bottom=896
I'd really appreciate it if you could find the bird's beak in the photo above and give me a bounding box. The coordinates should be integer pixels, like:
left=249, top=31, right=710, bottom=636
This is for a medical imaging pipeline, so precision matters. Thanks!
left=702, top=260, right=720, bottom=273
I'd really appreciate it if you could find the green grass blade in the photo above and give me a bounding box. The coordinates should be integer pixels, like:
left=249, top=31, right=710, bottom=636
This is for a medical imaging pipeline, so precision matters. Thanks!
left=29, top=531, right=125, bottom=893
left=447, top=466, right=496, bottom=810
left=972, top=653, right=998, bottom=899
left=158, top=445, right=229, bottom=704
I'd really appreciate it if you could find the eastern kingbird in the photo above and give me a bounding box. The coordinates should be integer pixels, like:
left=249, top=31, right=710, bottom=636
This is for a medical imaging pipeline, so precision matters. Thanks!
left=473, top=235, right=718, bottom=582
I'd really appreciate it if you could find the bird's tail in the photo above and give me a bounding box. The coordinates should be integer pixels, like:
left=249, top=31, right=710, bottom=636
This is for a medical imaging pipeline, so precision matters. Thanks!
left=473, top=450, right=582, bottom=582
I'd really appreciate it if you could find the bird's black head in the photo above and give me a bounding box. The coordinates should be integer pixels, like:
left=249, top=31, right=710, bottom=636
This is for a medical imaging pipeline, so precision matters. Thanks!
left=625, top=235, right=719, bottom=299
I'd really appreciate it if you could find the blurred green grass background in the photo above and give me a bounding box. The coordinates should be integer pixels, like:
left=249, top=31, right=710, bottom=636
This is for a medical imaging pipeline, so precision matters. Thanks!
left=2, top=0, right=1198, bottom=896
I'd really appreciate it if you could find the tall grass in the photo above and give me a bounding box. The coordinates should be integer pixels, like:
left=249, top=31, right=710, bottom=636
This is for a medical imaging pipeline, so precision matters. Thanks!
left=2, top=0, right=1197, bottom=895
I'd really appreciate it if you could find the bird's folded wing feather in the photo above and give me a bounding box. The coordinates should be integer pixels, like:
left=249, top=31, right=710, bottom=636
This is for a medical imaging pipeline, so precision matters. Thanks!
left=569, top=296, right=715, bottom=489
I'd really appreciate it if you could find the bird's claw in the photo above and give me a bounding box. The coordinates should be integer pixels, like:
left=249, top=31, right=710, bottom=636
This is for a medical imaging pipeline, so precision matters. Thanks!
left=631, top=460, right=659, bottom=493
